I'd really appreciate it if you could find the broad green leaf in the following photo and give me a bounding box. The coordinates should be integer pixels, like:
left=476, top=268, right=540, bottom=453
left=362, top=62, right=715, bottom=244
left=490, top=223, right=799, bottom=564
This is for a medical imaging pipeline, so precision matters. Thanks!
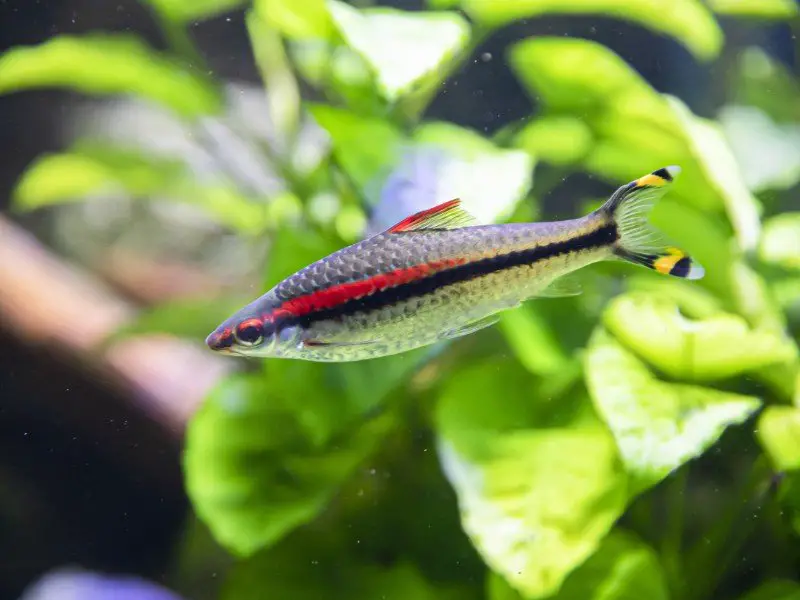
left=412, top=121, right=534, bottom=223
left=13, top=148, right=273, bottom=234
left=185, top=371, right=394, bottom=556
left=436, top=360, right=628, bottom=598
left=254, top=0, right=333, bottom=39
left=510, top=38, right=760, bottom=254
left=144, top=0, right=247, bottom=22
left=603, top=293, right=797, bottom=381
left=308, top=104, right=405, bottom=202
left=586, top=328, right=760, bottom=493
left=760, top=213, right=800, bottom=271
left=756, top=406, right=800, bottom=472
left=719, top=105, right=800, bottom=193
left=708, top=0, right=799, bottom=19
left=459, top=0, right=722, bottom=60
left=106, top=296, right=251, bottom=345
left=0, top=35, right=222, bottom=117
left=514, top=116, right=594, bottom=166
left=488, top=531, right=669, bottom=600
left=667, top=96, right=762, bottom=252
left=739, top=579, right=800, bottom=600
left=326, top=0, right=470, bottom=102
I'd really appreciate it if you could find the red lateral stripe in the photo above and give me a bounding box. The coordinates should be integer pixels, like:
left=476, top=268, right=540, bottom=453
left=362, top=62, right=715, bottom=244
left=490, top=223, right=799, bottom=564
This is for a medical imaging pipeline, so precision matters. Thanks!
left=275, top=258, right=467, bottom=318
left=388, top=199, right=461, bottom=233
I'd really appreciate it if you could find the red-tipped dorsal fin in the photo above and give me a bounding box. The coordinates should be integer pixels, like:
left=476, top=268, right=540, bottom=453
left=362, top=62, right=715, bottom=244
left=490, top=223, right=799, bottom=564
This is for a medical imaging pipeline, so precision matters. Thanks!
left=386, top=199, right=476, bottom=233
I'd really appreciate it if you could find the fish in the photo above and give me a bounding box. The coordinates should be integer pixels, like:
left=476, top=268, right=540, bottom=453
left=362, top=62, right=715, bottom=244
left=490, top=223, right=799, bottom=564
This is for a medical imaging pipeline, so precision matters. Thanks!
left=206, top=165, right=704, bottom=362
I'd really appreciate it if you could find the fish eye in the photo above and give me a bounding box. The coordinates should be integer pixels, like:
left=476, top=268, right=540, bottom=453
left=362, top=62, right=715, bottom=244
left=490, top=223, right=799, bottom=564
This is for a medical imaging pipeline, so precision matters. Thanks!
left=234, top=319, right=264, bottom=347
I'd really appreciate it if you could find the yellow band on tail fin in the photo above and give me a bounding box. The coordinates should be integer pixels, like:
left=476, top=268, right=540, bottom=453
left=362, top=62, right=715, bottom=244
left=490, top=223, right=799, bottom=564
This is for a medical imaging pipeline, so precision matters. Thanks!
left=597, top=166, right=705, bottom=281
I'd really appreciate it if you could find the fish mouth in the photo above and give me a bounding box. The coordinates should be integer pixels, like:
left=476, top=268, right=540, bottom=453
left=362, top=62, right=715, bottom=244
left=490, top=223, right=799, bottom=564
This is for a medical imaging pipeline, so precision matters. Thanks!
left=205, top=330, right=234, bottom=353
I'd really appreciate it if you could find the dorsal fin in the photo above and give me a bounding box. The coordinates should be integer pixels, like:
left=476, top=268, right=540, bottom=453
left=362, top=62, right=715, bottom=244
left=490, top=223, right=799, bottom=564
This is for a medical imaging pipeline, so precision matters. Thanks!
left=386, top=199, right=476, bottom=233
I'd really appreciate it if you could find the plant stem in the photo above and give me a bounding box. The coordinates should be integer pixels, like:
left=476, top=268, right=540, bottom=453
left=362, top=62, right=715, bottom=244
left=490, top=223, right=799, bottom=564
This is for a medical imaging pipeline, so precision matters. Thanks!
left=684, top=456, right=773, bottom=600
left=661, top=469, right=688, bottom=598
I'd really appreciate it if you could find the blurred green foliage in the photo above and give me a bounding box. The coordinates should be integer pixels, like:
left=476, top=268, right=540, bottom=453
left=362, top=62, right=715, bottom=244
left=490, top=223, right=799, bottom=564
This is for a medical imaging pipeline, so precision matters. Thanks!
left=2, top=0, right=800, bottom=598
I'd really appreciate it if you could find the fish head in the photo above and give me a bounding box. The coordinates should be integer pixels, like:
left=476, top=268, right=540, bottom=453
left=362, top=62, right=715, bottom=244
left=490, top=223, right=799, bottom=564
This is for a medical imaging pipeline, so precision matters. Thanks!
left=205, top=307, right=279, bottom=358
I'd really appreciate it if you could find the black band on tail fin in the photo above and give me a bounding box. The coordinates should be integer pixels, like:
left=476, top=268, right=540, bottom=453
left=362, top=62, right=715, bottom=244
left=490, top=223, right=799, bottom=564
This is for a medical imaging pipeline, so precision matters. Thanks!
left=598, top=166, right=705, bottom=281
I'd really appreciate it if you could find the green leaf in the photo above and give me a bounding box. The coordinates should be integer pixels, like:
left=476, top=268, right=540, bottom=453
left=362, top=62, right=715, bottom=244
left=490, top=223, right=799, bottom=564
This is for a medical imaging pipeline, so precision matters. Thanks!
left=326, top=0, right=470, bottom=102
left=144, top=0, right=247, bottom=22
left=0, top=35, right=222, bottom=117
left=513, top=116, right=594, bottom=166
left=739, top=579, right=800, bottom=600
left=602, top=293, right=797, bottom=382
left=585, top=328, right=761, bottom=493
left=436, top=359, right=628, bottom=598
left=488, top=531, right=669, bottom=600
left=708, top=0, right=799, bottom=19
left=106, top=296, right=251, bottom=345
left=185, top=371, right=394, bottom=556
left=760, top=213, right=800, bottom=271
left=412, top=121, right=534, bottom=223
left=459, top=0, right=722, bottom=60
left=756, top=406, right=800, bottom=472
left=308, top=104, right=405, bottom=202
left=509, top=37, right=761, bottom=252
left=13, top=147, right=273, bottom=234
left=254, top=0, right=334, bottom=39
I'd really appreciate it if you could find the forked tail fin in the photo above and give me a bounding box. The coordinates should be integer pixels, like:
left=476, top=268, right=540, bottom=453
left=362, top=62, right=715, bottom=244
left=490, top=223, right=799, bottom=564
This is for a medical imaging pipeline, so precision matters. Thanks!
left=598, top=166, right=705, bottom=280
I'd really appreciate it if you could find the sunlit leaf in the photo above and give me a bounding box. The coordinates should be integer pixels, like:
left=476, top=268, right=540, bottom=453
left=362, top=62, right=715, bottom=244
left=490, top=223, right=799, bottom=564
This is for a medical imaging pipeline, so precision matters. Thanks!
left=412, top=121, right=534, bottom=224
left=308, top=104, right=405, bottom=202
left=667, top=97, right=762, bottom=252
left=254, top=0, right=334, bottom=39
left=739, top=579, right=800, bottom=600
left=509, top=38, right=761, bottom=254
left=760, top=213, right=800, bottom=271
left=0, top=35, right=222, bottom=117
left=144, top=0, right=247, bottom=22
left=13, top=147, right=273, bottom=234
left=458, top=0, right=722, bottom=60
left=585, top=328, right=761, bottom=493
left=326, top=0, right=470, bottom=102
left=708, top=0, right=798, bottom=19
left=756, top=406, right=800, bottom=473
left=106, top=296, right=251, bottom=345
left=185, top=371, right=394, bottom=556
left=603, top=293, right=797, bottom=382
left=488, top=530, right=669, bottom=600
left=513, top=116, right=593, bottom=166
left=436, top=360, right=628, bottom=598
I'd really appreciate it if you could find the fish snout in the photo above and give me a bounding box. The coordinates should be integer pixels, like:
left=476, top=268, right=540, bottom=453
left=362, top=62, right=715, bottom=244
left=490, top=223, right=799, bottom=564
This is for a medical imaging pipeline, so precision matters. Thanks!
left=206, top=329, right=234, bottom=353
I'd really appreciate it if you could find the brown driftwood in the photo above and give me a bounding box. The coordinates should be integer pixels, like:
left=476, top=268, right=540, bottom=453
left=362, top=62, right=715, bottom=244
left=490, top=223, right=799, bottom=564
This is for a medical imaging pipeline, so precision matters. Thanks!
left=0, top=215, right=232, bottom=431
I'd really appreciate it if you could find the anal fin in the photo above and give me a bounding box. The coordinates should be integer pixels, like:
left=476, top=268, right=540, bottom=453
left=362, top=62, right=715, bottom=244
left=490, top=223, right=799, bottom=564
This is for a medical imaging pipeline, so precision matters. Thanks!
left=439, top=314, right=502, bottom=342
left=532, top=273, right=583, bottom=299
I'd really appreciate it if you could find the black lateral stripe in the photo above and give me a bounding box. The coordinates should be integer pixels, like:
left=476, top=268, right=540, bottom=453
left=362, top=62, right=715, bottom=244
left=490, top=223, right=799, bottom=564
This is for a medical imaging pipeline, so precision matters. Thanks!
left=291, top=223, right=617, bottom=325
